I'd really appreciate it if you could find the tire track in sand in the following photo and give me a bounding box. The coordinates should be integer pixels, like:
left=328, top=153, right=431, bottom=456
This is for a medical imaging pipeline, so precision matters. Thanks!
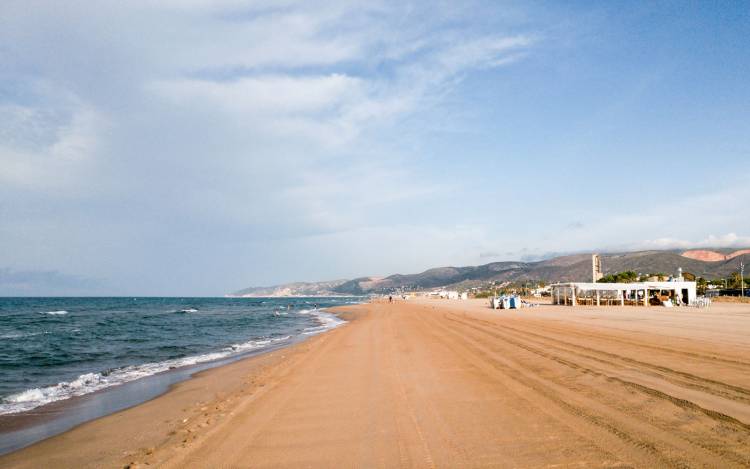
left=421, top=307, right=741, bottom=468
left=385, top=306, right=437, bottom=469
left=442, top=312, right=750, bottom=467
left=500, top=315, right=750, bottom=369
left=410, top=306, right=688, bottom=468
left=471, top=315, right=750, bottom=405
left=448, top=313, right=750, bottom=429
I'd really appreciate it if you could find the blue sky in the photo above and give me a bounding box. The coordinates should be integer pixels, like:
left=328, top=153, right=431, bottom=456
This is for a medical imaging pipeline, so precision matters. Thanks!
left=1, top=1, right=748, bottom=295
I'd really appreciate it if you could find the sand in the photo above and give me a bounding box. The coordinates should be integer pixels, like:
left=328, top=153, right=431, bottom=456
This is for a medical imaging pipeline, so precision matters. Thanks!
left=2, top=300, right=750, bottom=468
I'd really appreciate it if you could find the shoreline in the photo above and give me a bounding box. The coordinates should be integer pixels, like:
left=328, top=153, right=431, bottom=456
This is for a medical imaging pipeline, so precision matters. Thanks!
left=2, top=300, right=749, bottom=468
left=0, top=306, right=357, bottom=457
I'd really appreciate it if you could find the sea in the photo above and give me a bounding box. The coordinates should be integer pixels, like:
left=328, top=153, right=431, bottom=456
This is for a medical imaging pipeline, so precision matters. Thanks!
left=0, top=297, right=359, bottom=418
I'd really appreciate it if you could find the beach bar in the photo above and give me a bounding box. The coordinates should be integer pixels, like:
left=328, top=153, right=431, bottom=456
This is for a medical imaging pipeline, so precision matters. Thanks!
left=551, top=281, right=697, bottom=307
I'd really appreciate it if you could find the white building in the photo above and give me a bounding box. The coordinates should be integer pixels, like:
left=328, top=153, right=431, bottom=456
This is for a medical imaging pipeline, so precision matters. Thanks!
left=436, top=290, right=460, bottom=299
left=551, top=281, right=697, bottom=307
left=445, top=291, right=459, bottom=300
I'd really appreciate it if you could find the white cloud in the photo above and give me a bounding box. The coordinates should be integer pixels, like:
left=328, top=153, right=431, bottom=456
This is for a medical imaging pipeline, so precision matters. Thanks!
left=637, top=233, right=750, bottom=251
left=474, top=177, right=750, bottom=262
left=2, top=1, right=746, bottom=295
left=0, top=0, right=541, bottom=293
left=149, top=73, right=367, bottom=146
left=278, top=161, right=442, bottom=233
left=0, top=98, right=106, bottom=191
left=151, top=74, right=363, bottom=114
left=145, top=26, right=533, bottom=148
left=434, top=35, right=534, bottom=72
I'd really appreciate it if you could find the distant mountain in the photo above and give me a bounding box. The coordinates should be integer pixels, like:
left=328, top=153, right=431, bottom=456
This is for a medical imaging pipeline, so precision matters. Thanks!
left=231, top=249, right=749, bottom=296
left=230, top=279, right=348, bottom=297
left=681, top=248, right=750, bottom=262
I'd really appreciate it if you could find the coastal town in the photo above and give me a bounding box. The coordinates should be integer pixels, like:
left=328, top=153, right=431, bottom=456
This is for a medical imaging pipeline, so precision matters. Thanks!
left=367, top=251, right=748, bottom=311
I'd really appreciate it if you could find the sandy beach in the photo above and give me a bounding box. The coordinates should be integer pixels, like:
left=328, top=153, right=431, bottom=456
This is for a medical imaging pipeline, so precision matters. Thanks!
left=2, top=299, right=750, bottom=468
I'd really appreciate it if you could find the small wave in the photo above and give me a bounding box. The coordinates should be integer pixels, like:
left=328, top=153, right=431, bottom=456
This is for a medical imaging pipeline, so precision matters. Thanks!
left=171, top=308, right=198, bottom=313
left=1, top=333, right=26, bottom=340
left=302, top=309, right=346, bottom=335
left=40, top=311, right=68, bottom=316
left=0, top=335, right=292, bottom=415
left=228, top=336, right=291, bottom=353
left=0, top=333, right=22, bottom=340
left=1, top=331, right=49, bottom=340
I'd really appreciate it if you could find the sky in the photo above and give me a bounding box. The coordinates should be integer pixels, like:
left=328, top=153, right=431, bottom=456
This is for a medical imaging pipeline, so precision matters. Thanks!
left=1, top=1, right=749, bottom=296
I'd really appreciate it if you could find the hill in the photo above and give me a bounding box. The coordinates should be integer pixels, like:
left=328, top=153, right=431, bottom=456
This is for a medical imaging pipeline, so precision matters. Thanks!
left=231, top=249, right=749, bottom=296
left=681, top=248, right=750, bottom=262
left=231, top=279, right=349, bottom=297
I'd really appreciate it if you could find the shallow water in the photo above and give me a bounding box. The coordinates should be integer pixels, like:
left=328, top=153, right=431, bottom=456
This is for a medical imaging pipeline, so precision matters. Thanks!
left=0, top=297, right=358, bottom=415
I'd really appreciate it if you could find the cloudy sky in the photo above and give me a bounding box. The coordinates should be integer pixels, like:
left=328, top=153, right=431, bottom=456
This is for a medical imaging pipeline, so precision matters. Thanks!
left=1, top=1, right=748, bottom=295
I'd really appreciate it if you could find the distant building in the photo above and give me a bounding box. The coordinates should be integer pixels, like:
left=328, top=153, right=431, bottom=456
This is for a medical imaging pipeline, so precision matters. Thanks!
left=592, top=254, right=603, bottom=282
left=437, top=290, right=459, bottom=299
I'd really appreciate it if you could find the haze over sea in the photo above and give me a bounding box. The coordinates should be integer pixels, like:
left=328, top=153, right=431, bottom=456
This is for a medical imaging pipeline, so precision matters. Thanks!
left=0, top=297, right=357, bottom=415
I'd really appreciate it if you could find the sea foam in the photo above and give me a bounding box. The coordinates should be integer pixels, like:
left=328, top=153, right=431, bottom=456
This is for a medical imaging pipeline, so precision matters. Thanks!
left=303, top=309, right=346, bottom=335
left=0, top=331, right=48, bottom=340
left=0, top=298, right=356, bottom=417
left=0, top=309, right=347, bottom=414
left=0, top=335, right=291, bottom=415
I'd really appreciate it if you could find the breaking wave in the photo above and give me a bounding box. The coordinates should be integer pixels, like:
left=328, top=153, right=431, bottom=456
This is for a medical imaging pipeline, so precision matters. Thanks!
left=0, top=335, right=292, bottom=415
left=0, top=297, right=358, bottom=417
left=302, top=309, right=346, bottom=335
left=0, top=332, right=47, bottom=340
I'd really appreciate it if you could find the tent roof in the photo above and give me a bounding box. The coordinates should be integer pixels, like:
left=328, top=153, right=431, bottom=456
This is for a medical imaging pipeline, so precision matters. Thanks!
left=551, top=281, right=696, bottom=290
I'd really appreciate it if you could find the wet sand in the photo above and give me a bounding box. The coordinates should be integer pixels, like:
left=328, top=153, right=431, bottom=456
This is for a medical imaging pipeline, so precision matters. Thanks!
left=2, top=300, right=750, bottom=468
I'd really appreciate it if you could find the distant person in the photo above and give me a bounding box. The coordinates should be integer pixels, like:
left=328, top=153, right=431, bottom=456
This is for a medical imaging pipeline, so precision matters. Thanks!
left=389, top=295, right=393, bottom=303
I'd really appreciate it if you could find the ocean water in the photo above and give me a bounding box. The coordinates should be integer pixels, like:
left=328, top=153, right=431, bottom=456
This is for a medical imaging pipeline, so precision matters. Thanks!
left=0, top=297, right=359, bottom=416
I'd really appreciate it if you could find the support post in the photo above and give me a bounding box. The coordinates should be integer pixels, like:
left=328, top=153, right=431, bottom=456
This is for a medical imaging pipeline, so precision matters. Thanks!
left=619, top=290, right=624, bottom=306
left=596, top=290, right=600, bottom=306
left=571, top=287, right=577, bottom=307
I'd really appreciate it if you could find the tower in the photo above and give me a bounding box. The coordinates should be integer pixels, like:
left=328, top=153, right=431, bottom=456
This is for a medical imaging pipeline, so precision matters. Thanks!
left=592, top=254, right=603, bottom=282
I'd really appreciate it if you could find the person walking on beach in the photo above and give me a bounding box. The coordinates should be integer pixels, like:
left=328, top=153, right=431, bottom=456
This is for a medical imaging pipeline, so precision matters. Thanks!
left=388, top=295, right=393, bottom=303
